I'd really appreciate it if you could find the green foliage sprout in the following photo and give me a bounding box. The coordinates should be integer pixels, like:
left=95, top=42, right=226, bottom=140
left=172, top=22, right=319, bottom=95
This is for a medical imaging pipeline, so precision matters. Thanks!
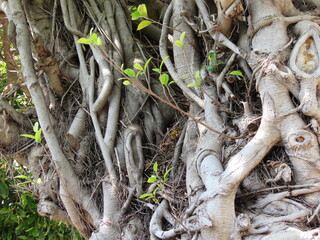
left=21, top=122, right=42, bottom=144
left=139, top=162, right=172, bottom=204
left=130, top=4, right=154, bottom=31
left=118, top=57, right=152, bottom=85
left=187, top=70, right=202, bottom=88
left=152, top=56, right=175, bottom=86
left=174, top=32, right=186, bottom=48
left=119, top=57, right=175, bottom=87
left=229, top=70, right=244, bottom=77
left=206, top=52, right=225, bottom=73
left=77, top=29, right=102, bottom=46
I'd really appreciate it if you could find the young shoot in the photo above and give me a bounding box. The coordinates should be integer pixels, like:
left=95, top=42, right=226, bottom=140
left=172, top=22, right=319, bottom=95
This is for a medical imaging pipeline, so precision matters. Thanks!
left=139, top=161, right=173, bottom=204
left=77, top=29, right=103, bottom=46
left=130, top=4, right=154, bottom=30
left=118, top=58, right=153, bottom=85
left=21, top=122, right=42, bottom=144
left=229, top=70, right=244, bottom=77
left=187, top=70, right=202, bottom=88
left=207, top=51, right=225, bottom=73
left=152, top=56, right=175, bottom=86
left=174, top=32, right=186, bottom=48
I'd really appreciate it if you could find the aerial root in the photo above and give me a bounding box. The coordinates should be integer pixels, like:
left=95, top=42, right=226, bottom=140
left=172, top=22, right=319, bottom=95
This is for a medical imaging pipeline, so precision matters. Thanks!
left=124, top=124, right=145, bottom=196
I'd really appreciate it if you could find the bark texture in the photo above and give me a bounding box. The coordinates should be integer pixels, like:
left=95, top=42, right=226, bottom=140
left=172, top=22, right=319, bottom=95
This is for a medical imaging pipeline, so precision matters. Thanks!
left=1, top=0, right=320, bottom=239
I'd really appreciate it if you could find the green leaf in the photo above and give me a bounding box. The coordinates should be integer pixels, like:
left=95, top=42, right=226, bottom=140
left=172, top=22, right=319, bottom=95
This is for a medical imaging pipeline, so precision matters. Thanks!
left=208, top=52, right=216, bottom=63
left=144, top=57, right=153, bottom=72
left=137, top=20, right=152, bottom=30
left=187, top=83, right=199, bottom=87
left=21, top=193, right=29, bottom=208
left=31, top=229, right=39, bottom=237
left=90, top=33, right=98, bottom=43
left=162, top=56, right=169, bottom=61
left=124, top=68, right=135, bottom=77
left=152, top=68, right=161, bottom=73
left=159, top=56, right=169, bottom=71
left=129, top=6, right=137, bottom=12
left=95, top=37, right=103, bottom=46
left=0, top=180, right=9, bottom=198
left=15, top=223, right=24, bottom=235
left=153, top=162, right=158, bottom=172
left=38, top=231, right=45, bottom=240
left=7, top=232, right=13, bottom=240
left=33, top=122, right=39, bottom=132
left=147, top=175, right=158, bottom=183
left=163, top=167, right=173, bottom=182
left=90, top=33, right=103, bottom=46
left=137, top=4, right=148, bottom=18
left=179, top=74, right=189, bottom=78
left=175, top=32, right=186, bottom=47
left=134, top=63, right=143, bottom=71
left=20, top=134, right=36, bottom=140
left=35, top=129, right=42, bottom=143
left=14, top=175, right=30, bottom=180
left=207, top=65, right=214, bottom=72
left=77, top=32, right=102, bottom=46
left=77, top=38, right=90, bottom=45
left=131, top=11, right=142, bottom=20
left=195, top=70, right=201, bottom=83
left=123, top=80, right=131, bottom=85
left=179, top=31, right=186, bottom=43
left=152, top=187, right=159, bottom=195
left=159, top=73, right=169, bottom=85
left=175, top=40, right=183, bottom=48
left=139, top=193, right=152, bottom=199
left=169, top=81, right=175, bottom=85
left=229, top=70, right=244, bottom=77
left=152, top=198, right=159, bottom=204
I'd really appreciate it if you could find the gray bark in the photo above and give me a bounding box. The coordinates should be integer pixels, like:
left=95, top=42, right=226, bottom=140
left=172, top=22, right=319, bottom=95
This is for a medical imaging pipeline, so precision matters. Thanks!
left=1, top=0, right=320, bottom=239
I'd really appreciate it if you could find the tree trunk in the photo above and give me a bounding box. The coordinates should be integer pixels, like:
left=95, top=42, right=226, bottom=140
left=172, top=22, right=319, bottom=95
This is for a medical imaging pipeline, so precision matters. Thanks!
left=1, top=0, right=320, bottom=239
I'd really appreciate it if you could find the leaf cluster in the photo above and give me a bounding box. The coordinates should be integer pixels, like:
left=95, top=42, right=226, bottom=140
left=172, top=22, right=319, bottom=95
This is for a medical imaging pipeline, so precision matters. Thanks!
left=152, top=56, right=175, bottom=86
left=185, top=52, right=244, bottom=88
left=0, top=160, right=82, bottom=239
left=119, top=56, right=175, bottom=87
left=174, top=32, right=186, bottom=48
left=130, top=4, right=153, bottom=30
left=21, top=122, right=42, bottom=144
left=206, top=52, right=225, bottom=73
left=119, top=57, right=152, bottom=85
left=77, top=29, right=102, bottom=46
left=139, top=162, right=172, bottom=204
